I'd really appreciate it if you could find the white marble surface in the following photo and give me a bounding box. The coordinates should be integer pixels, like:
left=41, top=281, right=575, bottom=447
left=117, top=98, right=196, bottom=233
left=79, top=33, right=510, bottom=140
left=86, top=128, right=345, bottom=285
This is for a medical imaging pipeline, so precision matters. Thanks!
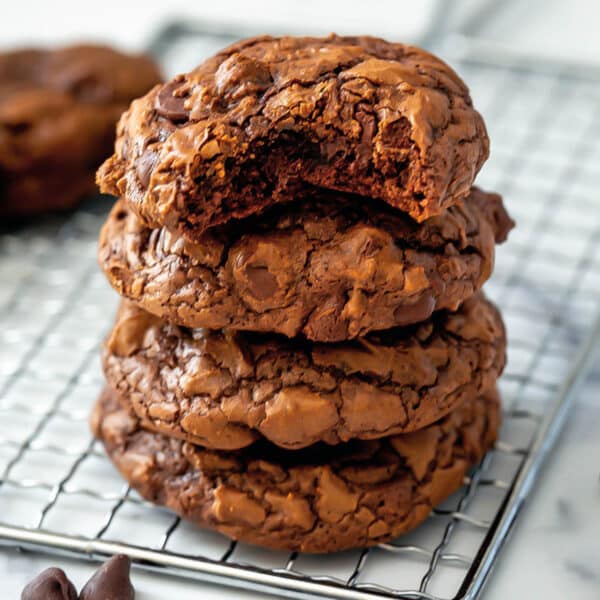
left=1, top=369, right=598, bottom=599
left=485, top=372, right=600, bottom=600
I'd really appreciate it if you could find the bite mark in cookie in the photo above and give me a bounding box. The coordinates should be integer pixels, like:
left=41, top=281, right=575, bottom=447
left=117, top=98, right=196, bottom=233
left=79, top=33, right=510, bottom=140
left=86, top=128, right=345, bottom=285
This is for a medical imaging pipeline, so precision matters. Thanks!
left=97, top=35, right=489, bottom=238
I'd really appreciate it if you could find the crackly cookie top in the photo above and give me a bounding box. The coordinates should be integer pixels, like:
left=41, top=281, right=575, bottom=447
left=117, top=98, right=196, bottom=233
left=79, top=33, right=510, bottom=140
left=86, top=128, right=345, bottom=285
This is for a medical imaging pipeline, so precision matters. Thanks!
left=99, top=187, right=512, bottom=341
left=102, top=293, right=505, bottom=450
left=97, top=35, right=489, bottom=238
left=93, top=386, right=500, bottom=553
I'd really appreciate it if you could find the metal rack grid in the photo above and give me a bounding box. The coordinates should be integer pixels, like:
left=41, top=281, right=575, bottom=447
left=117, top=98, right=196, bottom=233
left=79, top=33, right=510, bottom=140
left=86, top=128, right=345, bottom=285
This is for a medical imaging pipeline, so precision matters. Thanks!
left=1, top=29, right=600, bottom=600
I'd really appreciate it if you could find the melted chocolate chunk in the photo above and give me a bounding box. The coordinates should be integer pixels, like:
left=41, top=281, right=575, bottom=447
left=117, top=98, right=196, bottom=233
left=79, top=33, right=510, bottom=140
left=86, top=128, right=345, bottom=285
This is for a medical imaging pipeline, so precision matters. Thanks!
left=135, top=147, right=159, bottom=189
left=215, top=54, right=272, bottom=103
left=154, top=79, right=190, bottom=122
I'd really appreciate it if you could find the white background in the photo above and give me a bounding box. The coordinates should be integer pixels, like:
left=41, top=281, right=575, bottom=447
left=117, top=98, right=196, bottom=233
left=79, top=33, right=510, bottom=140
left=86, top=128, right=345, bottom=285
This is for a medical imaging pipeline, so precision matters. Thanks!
left=1, top=0, right=600, bottom=63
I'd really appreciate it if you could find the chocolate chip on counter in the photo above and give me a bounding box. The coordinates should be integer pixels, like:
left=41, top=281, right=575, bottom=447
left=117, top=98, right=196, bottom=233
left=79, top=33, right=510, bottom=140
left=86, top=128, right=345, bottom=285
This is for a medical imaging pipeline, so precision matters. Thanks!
left=21, top=567, right=77, bottom=600
left=79, top=555, right=135, bottom=600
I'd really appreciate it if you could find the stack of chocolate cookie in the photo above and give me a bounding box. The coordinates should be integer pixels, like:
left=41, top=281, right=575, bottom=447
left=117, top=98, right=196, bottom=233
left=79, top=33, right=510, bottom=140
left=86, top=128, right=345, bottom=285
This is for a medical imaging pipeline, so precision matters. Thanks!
left=94, top=35, right=513, bottom=553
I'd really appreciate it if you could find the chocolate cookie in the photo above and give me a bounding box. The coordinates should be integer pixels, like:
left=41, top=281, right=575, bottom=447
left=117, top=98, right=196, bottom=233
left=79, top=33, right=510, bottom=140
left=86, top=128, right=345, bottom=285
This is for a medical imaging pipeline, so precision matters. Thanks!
left=98, top=187, right=512, bottom=341
left=0, top=45, right=161, bottom=217
left=102, top=293, right=505, bottom=450
left=93, top=386, right=499, bottom=553
left=97, top=35, right=489, bottom=238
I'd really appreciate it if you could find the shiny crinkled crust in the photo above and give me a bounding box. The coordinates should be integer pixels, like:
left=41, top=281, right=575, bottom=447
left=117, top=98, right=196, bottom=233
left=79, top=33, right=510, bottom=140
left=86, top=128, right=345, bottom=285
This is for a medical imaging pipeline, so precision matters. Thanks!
left=96, top=34, right=489, bottom=239
left=0, top=45, right=161, bottom=217
left=98, top=187, right=513, bottom=341
left=92, top=386, right=500, bottom=553
left=101, top=293, right=506, bottom=450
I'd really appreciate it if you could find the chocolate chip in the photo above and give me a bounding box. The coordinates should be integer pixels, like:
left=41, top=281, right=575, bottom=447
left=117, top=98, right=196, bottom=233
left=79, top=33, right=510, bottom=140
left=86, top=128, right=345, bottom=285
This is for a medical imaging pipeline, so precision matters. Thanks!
left=156, top=121, right=177, bottom=142
left=120, top=138, right=130, bottom=161
left=154, top=80, right=190, bottom=122
left=244, top=265, right=279, bottom=300
left=215, top=54, right=272, bottom=103
left=135, top=147, right=159, bottom=188
left=393, top=293, right=436, bottom=325
left=21, top=567, right=77, bottom=600
left=355, top=108, right=376, bottom=168
left=79, top=555, right=134, bottom=600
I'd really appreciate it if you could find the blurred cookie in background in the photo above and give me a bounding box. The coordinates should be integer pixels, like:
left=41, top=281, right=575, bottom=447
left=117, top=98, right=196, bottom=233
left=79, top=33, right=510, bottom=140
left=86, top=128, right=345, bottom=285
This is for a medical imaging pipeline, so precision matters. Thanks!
left=0, top=44, right=161, bottom=219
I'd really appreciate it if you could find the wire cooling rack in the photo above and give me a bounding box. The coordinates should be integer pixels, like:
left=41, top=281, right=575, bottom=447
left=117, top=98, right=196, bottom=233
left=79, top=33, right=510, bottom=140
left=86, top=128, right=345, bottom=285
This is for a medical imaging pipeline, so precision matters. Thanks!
left=1, top=26, right=600, bottom=600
